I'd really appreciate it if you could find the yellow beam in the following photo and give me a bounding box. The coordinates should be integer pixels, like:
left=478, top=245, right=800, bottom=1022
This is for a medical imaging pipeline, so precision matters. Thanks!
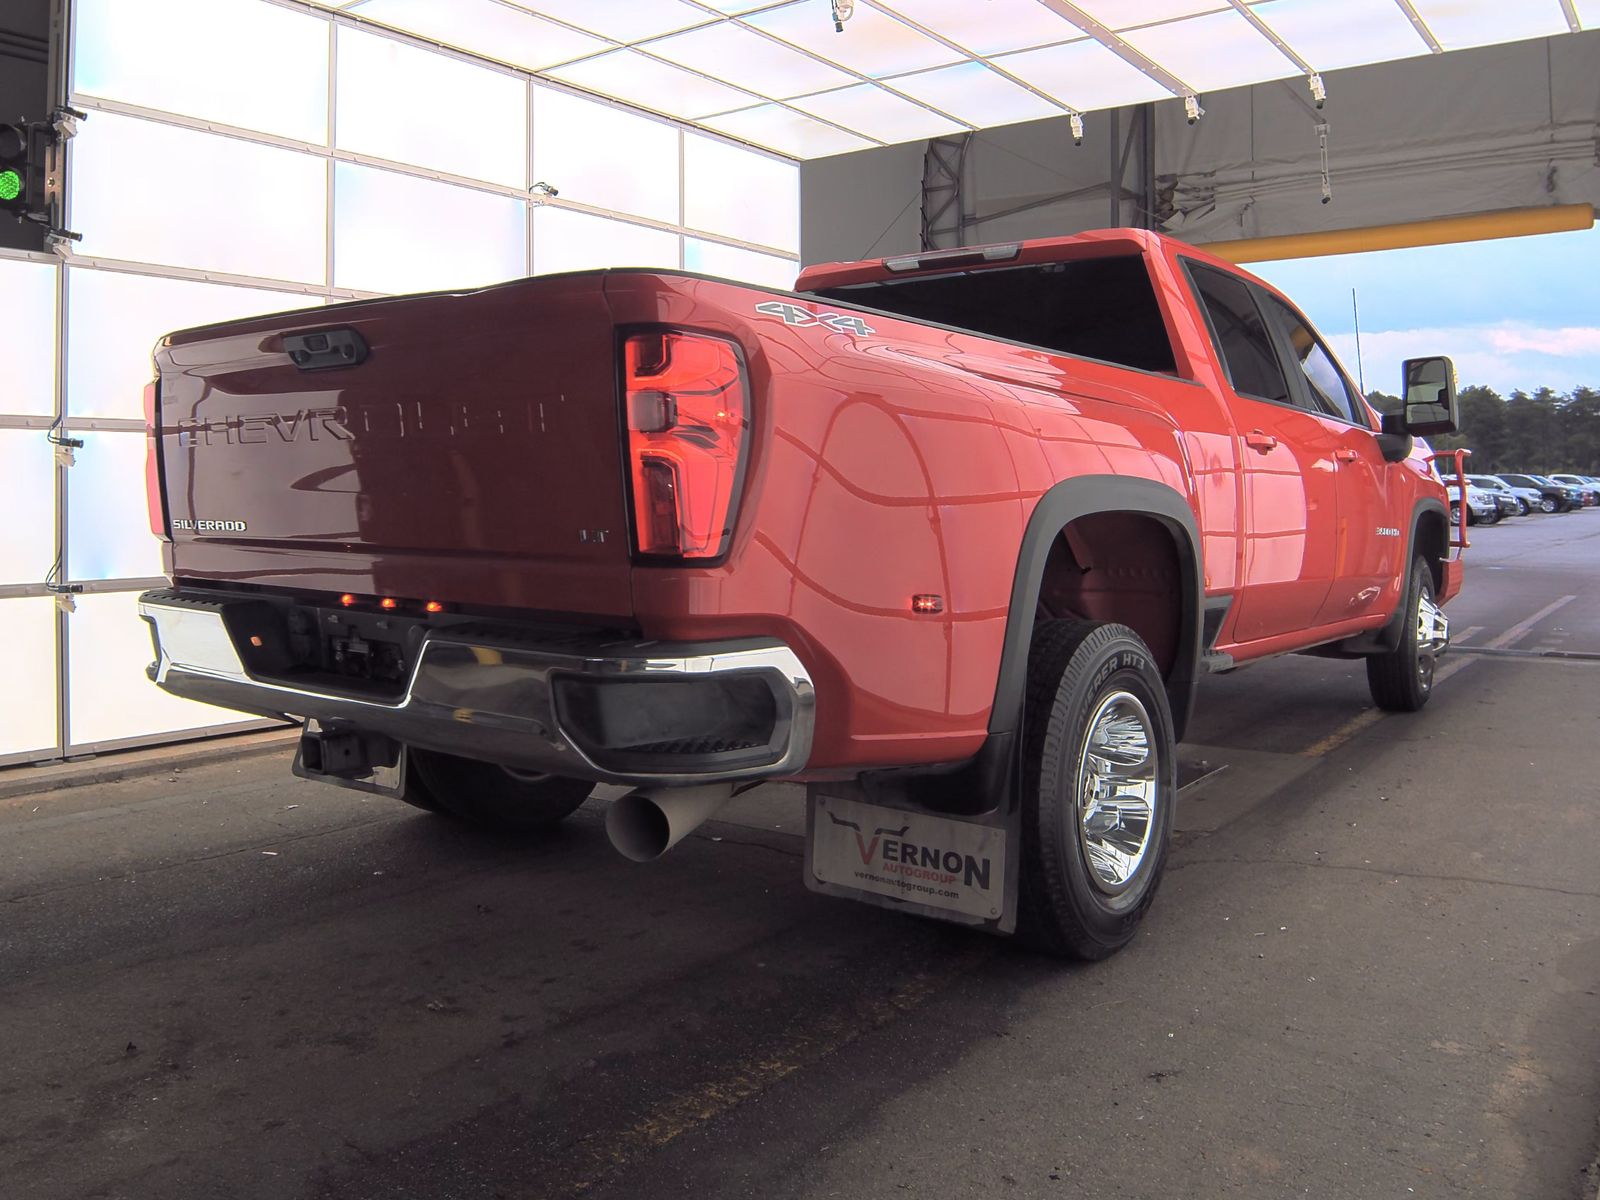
left=1198, top=204, right=1595, bottom=264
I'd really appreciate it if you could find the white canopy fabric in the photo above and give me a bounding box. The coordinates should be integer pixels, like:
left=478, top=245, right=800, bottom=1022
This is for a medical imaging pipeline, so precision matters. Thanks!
left=304, top=0, right=1596, bottom=160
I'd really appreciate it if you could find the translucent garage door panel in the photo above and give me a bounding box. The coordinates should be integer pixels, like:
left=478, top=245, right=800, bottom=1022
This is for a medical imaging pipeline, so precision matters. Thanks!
left=0, top=431, right=56, bottom=588
left=71, top=112, right=327, bottom=284
left=532, top=88, right=681, bottom=225
left=0, top=257, right=56, bottom=418
left=68, top=268, right=320, bottom=421
left=683, top=136, right=799, bottom=253
left=67, top=592, right=257, bottom=748
left=336, top=27, right=528, bottom=188
left=0, top=598, right=57, bottom=760
left=334, top=162, right=527, bottom=295
left=354, top=0, right=610, bottom=72
left=532, top=208, right=680, bottom=275
left=73, top=0, right=329, bottom=143
left=67, top=432, right=163, bottom=583
left=684, top=239, right=796, bottom=290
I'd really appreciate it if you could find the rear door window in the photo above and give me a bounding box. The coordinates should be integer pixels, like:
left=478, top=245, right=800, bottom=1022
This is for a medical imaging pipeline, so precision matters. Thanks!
left=1186, top=264, right=1291, bottom=403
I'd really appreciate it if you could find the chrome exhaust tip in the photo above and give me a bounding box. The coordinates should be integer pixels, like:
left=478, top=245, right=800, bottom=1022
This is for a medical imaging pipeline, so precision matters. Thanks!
left=605, top=784, right=737, bottom=862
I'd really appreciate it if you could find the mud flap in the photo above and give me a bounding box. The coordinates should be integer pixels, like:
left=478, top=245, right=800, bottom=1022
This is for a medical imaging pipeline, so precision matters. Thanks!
left=805, top=785, right=1020, bottom=935
left=291, top=722, right=408, bottom=798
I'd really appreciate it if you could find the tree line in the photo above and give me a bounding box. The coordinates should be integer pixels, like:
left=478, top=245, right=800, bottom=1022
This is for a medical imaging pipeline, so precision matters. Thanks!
left=1368, top=385, right=1600, bottom=474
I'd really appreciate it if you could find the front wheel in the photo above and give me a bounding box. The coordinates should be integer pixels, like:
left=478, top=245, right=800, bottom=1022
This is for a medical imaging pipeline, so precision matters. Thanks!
left=1016, top=621, right=1176, bottom=960
left=1366, top=556, right=1447, bottom=712
left=409, top=748, right=592, bottom=834
left=1517, top=499, right=1531, bottom=516
left=1540, top=497, right=1558, bottom=514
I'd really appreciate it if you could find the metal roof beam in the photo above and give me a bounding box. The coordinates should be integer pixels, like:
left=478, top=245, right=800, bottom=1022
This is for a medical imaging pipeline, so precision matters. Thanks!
left=1032, top=0, right=1192, bottom=99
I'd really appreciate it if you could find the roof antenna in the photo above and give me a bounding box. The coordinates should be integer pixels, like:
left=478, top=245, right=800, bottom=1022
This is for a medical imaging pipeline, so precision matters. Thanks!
left=1352, top=287, right=1365, bottom=395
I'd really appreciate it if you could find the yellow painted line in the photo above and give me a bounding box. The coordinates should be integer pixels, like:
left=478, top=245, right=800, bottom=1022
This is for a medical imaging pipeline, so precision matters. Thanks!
left=569, top=942, right=993, bottom=1193
left=1300, top=709, right=1385, bottom=758
left=1200, top=204, right=1594, bottom=265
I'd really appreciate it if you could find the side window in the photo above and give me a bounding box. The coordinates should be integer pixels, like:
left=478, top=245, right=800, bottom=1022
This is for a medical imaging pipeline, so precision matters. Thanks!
left=1187, top=265, right=1291, bottom=404
left=1259, top=294, right=1366, bottom=425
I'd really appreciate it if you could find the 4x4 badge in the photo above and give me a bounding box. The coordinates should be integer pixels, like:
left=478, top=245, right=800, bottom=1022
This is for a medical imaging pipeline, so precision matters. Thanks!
left=755, top=301, right=874, bottom=338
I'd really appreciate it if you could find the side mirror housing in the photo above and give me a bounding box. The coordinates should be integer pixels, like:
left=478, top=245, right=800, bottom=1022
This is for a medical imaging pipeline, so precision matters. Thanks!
left=1397, top=355, right=1458, bottom=436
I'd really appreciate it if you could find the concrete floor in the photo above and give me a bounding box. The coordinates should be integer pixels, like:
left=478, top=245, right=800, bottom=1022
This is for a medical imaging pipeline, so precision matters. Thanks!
left=3, top=511, right=1598, bottom=1200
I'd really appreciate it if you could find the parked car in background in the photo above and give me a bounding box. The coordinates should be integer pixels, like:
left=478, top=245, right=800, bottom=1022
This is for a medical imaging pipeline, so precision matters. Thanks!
left=1458, top=483, right=1501, bottom=524
left=1532, top=475, right=1587, bottom=510
left=1465, top=475, right=1525, bottom=516
left=1483, top=476, right=1544, bottom=514
left=1548, top=474, right=1600, bottom=505
left=1441, top=475, right=1508, bottom=524
left=1494, top=473, right=1576, bottom=513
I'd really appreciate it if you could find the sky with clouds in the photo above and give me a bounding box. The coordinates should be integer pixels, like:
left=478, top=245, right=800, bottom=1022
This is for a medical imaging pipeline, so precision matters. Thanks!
left=1249, top=225, right=1600, bottom=399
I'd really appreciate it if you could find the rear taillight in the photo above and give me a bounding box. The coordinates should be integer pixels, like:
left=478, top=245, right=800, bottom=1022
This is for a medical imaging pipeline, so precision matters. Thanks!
left=143, top=379, right=168, bottom=540
left=623, top=331, right=748, bottom=560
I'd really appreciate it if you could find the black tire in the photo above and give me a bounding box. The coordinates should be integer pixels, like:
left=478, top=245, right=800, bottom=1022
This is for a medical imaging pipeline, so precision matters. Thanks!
left=1517, top=499, right=1530, bottom=515
left=409, top=748, right=592, bottom=834
left=1015, top=620, right=1177, bottom=960
left=1366, top=556, right=1442, bottom=712
left=1540, top=496, right=1557, bottom=514
left=1482, top=506, right=1498, bottom=525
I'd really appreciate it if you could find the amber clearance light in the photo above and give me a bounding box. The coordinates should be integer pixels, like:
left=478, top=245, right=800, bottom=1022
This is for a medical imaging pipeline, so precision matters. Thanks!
left=623, top=331, right=748, bottom=559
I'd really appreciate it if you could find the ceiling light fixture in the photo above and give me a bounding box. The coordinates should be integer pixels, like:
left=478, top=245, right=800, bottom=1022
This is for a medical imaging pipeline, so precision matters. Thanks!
left=1308, top=73, right=1326, bottom=109
left=1184, top=94, right=1204, bottom=126
left=829, top=0, right=854, bottom=33
left=1069, top=112, right=1084, bottom=146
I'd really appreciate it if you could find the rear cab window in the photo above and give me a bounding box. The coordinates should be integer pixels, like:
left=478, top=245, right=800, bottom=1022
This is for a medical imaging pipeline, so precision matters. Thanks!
left=806, top=254, right=1179, bottom=375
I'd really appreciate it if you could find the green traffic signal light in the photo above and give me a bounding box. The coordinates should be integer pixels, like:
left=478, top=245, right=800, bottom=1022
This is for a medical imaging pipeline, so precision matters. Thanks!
left=0, top=168, right=20, bottom=203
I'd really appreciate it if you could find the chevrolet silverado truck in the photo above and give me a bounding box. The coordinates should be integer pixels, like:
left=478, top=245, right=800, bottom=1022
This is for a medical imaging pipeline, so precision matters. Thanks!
left=138, top=228, right=1462, bottom=959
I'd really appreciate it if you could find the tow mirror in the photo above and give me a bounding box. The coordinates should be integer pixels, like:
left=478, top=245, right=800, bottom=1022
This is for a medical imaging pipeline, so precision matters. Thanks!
left=1394, top=355, right=1458, bottom=436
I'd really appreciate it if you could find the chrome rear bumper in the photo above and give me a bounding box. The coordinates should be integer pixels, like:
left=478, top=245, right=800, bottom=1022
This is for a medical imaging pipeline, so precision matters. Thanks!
left=139, top=590, right=814, bottom=787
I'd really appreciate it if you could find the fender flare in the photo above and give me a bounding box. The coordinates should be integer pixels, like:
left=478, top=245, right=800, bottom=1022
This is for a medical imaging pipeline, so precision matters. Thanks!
left=1364, top=497, right=1451, bottom=653
left=989, top=476, right=1205, bottom=743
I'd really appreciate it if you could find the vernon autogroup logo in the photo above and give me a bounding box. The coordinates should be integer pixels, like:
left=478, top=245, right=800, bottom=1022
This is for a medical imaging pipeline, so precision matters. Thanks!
left=810, top=795, right=1007, bottom=920
left=827, top=810, right=994, bottom=891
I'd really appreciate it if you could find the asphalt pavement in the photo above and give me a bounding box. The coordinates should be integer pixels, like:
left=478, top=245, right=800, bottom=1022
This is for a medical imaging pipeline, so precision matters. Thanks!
left=3, top=509, right=1598, bottom=1200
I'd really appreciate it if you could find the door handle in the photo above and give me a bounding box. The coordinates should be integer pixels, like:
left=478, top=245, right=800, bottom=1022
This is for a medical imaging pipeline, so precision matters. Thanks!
left=1334, top=448, right=1360, bottom=463
left=1244, top=430, right=1278, bottom=453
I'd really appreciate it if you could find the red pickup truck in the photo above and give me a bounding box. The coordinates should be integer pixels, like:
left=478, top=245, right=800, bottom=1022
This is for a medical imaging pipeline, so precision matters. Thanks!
left=138, top=228, right=1461, bottom=959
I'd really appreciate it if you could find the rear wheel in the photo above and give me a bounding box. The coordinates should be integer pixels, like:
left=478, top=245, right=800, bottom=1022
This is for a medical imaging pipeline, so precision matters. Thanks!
left=1366, top=556, right=1446, bottom=712
left=409, top=748, right=592, bottom=834
left=1016, top=620, right=1176, bottom=960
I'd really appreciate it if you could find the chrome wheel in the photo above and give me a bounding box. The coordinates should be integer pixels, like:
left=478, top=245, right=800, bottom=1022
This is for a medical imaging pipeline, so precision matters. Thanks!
left=1075, top=690, right=1159, bottom=893
left=1415, top=584, right=1448, bottom=691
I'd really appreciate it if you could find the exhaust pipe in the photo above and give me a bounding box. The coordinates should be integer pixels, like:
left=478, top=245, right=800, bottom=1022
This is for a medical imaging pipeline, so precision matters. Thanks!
left=606, top=783, right=737, bottom=862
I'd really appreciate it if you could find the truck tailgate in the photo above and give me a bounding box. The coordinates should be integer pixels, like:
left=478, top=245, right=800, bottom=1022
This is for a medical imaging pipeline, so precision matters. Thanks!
left=153, top=274, right=633, bottom=619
